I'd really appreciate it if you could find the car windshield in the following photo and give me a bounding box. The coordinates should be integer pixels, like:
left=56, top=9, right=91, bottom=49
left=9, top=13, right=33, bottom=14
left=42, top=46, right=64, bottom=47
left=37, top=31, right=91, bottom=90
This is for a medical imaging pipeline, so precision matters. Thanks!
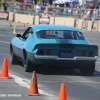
left=36, top=30, right=85, bottom=40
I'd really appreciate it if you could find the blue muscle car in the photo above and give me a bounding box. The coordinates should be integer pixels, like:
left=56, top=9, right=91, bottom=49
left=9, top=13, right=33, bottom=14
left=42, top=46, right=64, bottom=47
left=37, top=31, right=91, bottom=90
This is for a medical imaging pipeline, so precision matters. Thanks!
left=10, top=24, right=98, bottom=75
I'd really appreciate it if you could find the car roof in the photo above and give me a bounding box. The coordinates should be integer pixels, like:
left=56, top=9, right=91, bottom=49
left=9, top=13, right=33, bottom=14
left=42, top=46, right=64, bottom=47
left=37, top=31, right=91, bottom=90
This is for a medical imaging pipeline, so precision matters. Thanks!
left=30, top=24, right=80, bottom=32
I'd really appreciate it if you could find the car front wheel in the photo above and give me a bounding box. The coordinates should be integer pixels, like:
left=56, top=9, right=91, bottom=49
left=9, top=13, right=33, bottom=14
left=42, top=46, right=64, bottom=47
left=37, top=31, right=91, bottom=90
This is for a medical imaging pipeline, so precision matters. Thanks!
left=80, top=64, right=95, bottom=76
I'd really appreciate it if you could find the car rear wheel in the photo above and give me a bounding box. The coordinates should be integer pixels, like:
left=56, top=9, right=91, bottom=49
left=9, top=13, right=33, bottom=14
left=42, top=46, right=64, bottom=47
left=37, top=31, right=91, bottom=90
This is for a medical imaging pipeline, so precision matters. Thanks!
left=80, top=64, right=95, bottom=76
left=10, top=48, right=21, bottom=65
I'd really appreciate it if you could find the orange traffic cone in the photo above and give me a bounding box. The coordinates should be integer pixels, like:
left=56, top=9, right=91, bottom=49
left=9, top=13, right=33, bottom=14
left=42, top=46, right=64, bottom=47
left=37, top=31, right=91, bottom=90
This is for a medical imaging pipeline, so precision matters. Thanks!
left=23, top=23, right=26, bottom=28
left=58, top=83, right=67, bottom=100
left=0, top=58, right=12, bottom=79
left=26, top=71, right=41, bottom=96
left=9, top=22, right=12, bottom=28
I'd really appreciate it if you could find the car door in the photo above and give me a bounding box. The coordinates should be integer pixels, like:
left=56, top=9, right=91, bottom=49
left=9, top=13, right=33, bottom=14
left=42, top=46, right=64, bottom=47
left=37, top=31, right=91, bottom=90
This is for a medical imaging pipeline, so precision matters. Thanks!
left=15, top=27, right=32, bottom=60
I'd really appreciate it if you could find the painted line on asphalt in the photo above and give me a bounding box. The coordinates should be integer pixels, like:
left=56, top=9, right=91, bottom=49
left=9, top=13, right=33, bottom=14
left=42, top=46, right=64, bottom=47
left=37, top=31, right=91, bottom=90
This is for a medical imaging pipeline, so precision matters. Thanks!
left=0, top=54, right=9, bottom=55
left=0, top=35, right=13, bottom=37
left=38, top=81, right=99, bottom=83
left=9, top=73, right=55, bottom=97
left=0, top=41, right=10, bottom=44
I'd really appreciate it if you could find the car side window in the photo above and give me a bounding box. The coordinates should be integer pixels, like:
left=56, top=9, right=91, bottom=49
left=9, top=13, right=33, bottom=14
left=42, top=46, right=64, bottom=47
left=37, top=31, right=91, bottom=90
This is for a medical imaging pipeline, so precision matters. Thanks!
left=76, top=32, right=85, bottom=40
left=22, top=27, right=33, bottom=40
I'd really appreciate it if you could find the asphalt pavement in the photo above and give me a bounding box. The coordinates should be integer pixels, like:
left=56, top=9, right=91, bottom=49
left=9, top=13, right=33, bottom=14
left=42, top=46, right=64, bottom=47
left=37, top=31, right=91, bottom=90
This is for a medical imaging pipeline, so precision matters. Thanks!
left=0, top=20, right=100, bottom=100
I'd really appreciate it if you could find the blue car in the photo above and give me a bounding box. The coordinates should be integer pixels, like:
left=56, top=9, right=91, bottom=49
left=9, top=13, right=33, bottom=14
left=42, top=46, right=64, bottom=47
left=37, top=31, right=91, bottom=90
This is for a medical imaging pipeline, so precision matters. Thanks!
left=10, top=24, right=98, bottom=75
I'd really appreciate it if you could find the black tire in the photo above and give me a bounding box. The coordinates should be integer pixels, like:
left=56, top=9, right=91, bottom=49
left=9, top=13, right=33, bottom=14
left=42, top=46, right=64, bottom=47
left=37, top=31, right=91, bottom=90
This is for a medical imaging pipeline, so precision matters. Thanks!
left=23, top=53, right=33, bottom=72
left=80, top=64, right=95, bottom=76
left=10, top=48, right=21, bottom=65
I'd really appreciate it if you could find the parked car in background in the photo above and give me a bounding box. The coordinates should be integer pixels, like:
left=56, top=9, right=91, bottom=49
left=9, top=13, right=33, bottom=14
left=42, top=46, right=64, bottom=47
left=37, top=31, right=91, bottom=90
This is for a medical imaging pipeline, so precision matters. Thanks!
left=10, top=24, right=98, bottom=75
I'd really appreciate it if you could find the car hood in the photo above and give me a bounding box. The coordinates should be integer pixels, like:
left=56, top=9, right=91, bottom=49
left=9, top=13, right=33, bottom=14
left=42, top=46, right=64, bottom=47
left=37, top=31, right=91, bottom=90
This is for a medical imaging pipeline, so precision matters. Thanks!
left=39, top=39, right=89, bottom=45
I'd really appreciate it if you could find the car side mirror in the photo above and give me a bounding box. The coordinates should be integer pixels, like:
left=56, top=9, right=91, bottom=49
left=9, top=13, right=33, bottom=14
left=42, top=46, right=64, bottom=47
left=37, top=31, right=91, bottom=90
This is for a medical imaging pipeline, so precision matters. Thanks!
left=16, top=34, right=21, bottom=38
